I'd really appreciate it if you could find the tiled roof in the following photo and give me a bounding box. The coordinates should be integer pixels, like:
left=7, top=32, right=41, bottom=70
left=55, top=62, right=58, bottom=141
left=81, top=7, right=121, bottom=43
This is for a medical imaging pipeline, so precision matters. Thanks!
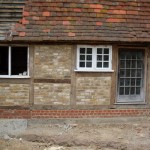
left=5, top=0, right=150, bottom=42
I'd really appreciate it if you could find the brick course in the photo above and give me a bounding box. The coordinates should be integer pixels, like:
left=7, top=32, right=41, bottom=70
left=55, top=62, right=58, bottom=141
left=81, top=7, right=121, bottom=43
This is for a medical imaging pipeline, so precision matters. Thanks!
left=0, top=109, right=149, bottom=119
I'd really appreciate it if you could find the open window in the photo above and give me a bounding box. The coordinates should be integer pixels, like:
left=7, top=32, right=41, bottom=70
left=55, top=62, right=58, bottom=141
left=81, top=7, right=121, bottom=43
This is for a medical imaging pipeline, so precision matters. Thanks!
left=0, top=46, right=29, bottom=78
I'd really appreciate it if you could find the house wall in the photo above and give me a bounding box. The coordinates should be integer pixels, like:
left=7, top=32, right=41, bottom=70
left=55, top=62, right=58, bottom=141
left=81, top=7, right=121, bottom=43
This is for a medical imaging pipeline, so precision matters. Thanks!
left=32, top=45, right=112, bottom=106
left=0, top=44, right=150, bottom=110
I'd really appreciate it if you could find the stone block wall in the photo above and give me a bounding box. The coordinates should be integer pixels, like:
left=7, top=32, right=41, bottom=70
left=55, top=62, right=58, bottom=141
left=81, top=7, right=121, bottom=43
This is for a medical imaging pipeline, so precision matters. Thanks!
left=76, top=77, right=111, bottom=105
left=33, top=45, right=72, bottom=105
left=34, top=83, right=71, bottom=105
left=0, top=83, right=29, bottom=106
left=34, top=45, right=72, bottom=79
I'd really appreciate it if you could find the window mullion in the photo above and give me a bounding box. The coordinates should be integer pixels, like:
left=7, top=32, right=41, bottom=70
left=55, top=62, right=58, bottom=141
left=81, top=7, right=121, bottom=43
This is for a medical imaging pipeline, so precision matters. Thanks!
left=93, top=47, right=96, bottom=70
left=27, top=47, right=29, bottom=76
left=9, top=46, right=11, bottom=76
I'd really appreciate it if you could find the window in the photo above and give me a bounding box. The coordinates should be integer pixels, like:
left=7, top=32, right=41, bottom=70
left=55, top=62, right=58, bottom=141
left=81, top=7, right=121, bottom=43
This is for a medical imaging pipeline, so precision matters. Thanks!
left=0, top=46, right=29, bottom=78
left=117, top=49, right=145, bottom=103
left=76, top=45, right=112, bottom=71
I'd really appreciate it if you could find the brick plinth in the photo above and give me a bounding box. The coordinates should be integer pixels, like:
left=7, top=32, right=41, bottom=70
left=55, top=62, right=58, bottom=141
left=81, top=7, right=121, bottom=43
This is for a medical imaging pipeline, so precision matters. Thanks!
left=0, top=109, right=149, bottom=119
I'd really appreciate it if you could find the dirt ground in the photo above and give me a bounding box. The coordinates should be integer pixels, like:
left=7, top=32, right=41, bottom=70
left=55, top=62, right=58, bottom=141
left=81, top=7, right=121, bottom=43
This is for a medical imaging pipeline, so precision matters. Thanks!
left=0, top=117, right=150, bottom=150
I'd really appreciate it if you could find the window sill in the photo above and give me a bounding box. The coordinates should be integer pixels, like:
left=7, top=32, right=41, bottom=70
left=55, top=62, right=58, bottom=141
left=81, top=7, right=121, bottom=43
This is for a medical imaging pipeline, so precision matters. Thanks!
left=0, top=76, right=30, bottom=79
left=74, top=69, right=114, bottom=73
left=115, top=102, right=146, bottom=105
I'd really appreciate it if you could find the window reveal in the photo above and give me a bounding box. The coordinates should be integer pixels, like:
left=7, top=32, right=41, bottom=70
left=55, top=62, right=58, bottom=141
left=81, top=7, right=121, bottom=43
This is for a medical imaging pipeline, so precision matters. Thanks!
left=0, top=46, right=29, bottom=77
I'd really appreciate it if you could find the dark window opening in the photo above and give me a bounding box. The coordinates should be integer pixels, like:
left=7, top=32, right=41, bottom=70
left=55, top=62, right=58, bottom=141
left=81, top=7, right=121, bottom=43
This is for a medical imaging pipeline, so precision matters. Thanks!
left=0, top=46, right=28, bottom=77
left=11, top=47, right=28, bottom=75
left=0, top=46, right=9, bottom=75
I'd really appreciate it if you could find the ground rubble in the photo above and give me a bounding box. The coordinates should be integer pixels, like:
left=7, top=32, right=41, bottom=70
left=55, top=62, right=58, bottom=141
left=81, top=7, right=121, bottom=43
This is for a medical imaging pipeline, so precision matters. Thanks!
left=0, top=117, right=150, bottom=150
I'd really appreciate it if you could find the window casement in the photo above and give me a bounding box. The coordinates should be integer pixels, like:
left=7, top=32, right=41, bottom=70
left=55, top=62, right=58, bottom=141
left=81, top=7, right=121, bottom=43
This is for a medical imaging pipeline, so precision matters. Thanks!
left=0, top=46, right=29, bottom=78
left=76, top=45, right=112, bottom=72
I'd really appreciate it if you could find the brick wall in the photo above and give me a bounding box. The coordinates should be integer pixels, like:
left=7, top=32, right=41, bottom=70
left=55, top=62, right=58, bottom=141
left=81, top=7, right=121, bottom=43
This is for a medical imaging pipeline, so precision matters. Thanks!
left=0, top=109, right=149, bottom=119
left=76, top=77, right=111, bottom=105
left=0, top=83, right=29, bottom=106
left=34, top=83, right=71, bottom=105
left=34, top=45, right=72, bottom=79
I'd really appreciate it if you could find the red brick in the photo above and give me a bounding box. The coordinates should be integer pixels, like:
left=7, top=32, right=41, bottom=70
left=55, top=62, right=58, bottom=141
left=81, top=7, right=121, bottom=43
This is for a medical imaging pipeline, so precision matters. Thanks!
left=127, top=11, right=138, bottom=15
left=68, top=32, right=75, bottom=37
left=23, top=11, right=29, bottom=16
left=96, top=22, right=102, bottom=26
left=19, top=32, right=26, bottom=37
left=74, top=8, right=82, bottom=12
left=42, top=11, right=51, bottom=16
left=63, top=21, right=70, bottom=25
left=94, top=9, right=101, bottom=13
left=33, top=16, right=40, bottom=20
left=111, top=10, right=126, bottom=15
left=22, top=18, right=29, bottom=24
left=106, top=18, right=126, bottom=23
left=90, top=4, right=103, bottom=9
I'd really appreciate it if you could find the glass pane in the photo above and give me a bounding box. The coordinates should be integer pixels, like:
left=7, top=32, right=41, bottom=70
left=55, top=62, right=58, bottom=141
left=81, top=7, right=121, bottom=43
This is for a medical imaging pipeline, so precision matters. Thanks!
left=11, top=47, right=28, bottom=75
left=97, top=62, right=102, bottom=68
left=125, top=87, right=129, bottom=95
left=126, top=60, right=130, bottom=68
left=131, top=87, right=135, bottom=95
left=137, top=52, right=143, bottom=59
left=125, top=78, right=130, bottom=86
left=97, top=48, right=102, bottom=54
left=137, top=60, right=142, bottom=68
left=131, top=79, right=135, bottom=86
left=80, top=55, right=85, bottom=60
left=80, top=62, right=85, bottom=67
left=80, top=48, right=85, bottom=54
left=86, top=62, right=92, bottom=68
left=120, top=53, right=125, bottom=59
left=137, top=69, right=142, bottom=77
left=86, top=55, right=92, bottom=60
left=97, top=55, right=102, bottom=61
left=119, top=87, right=124, bottom=95
left=103, top=62, right=109, bottom=68
left=104, top=48, right=109, bottom=54
left=131, top=60, right=136, bottom=68
left=131, top=53, right=136, bottom=59
left=120, top=69, right=125, bottom=77
left=136, top=87, right=140, bottom=94
left=136, top=79, right=141, bottom=86
left=120, top=61, right=125, bottom=68
left=126, top=69, right=130, bottom=77
left=126, top=53, right=131, bottom=59
left=120, top=78, right=124, bottom=86
left=0, top=46, right=9, bottom=75
left=131, top=69, right=136, bottom=77
left=87, top=48, right=92, bottom=54
left=104, top=55, right=109, bottom=61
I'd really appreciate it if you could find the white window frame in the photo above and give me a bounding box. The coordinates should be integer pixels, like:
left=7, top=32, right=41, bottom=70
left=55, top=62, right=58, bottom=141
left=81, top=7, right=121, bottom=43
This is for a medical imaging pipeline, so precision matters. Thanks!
left=0, top=46, right=30, bottom=78
left=75, top=45, right=113, bottom=72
